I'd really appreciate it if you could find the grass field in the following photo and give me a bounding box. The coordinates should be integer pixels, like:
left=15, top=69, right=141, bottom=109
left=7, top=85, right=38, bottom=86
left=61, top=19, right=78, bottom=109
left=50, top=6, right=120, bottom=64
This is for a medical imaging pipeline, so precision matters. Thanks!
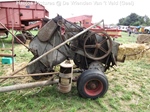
left=0, top=32, right=149, bottom=112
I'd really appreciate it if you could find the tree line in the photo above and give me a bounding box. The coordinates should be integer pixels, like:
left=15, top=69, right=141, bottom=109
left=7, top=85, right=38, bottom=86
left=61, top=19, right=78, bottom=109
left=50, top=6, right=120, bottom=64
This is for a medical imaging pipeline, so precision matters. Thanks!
left=117, top=13, right=150, bottom=26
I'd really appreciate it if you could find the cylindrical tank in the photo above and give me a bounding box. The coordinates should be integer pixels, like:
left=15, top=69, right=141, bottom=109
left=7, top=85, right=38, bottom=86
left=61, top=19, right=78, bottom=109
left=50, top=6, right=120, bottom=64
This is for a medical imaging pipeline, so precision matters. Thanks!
left=58, top=61, right=73, bottom=93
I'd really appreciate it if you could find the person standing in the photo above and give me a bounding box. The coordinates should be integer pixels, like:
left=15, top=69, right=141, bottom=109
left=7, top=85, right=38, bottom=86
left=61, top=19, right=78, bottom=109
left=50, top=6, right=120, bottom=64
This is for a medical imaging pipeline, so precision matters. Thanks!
left=127, top=26, right=132, bottom=36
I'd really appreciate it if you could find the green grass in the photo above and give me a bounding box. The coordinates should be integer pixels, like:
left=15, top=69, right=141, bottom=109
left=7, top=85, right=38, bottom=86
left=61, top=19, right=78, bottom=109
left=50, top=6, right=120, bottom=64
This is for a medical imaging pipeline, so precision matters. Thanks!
left=115, top=32, right=138, bottom=44
left=0, top=32, right=150, bottom=112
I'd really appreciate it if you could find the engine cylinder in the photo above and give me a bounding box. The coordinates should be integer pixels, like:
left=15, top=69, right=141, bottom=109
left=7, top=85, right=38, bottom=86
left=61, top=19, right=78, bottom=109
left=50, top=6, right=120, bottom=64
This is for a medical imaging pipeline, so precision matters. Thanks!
left=58, top=62, right=73, bottom=93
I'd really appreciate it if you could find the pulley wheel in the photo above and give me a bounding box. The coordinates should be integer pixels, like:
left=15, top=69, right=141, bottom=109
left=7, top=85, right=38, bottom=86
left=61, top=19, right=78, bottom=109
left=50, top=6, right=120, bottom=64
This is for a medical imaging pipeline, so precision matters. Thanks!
left=83, top=32, right=112, bottom=60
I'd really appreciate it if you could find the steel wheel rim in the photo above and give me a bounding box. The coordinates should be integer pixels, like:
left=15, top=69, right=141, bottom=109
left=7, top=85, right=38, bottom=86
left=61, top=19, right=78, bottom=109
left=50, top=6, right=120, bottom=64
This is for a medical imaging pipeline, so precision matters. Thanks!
left=84, top=79, right=103, bottom=96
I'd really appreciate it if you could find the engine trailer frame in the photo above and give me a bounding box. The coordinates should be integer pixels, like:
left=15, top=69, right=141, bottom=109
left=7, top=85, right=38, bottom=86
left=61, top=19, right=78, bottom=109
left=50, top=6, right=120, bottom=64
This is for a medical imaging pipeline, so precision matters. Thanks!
left=0, top=14, right=127, bottom=99
left=0, top=19, right=110, bottom=99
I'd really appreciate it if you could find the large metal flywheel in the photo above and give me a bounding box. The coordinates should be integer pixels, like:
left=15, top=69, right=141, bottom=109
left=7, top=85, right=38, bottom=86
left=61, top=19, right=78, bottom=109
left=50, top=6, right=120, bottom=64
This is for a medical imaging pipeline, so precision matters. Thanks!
left=83, top=32, right=112, bottom=60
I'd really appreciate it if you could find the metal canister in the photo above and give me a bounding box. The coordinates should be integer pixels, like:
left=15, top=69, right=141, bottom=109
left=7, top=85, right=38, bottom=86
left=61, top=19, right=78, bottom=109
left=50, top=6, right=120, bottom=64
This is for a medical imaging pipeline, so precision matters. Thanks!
left=58, top=61, right=73, bottom=93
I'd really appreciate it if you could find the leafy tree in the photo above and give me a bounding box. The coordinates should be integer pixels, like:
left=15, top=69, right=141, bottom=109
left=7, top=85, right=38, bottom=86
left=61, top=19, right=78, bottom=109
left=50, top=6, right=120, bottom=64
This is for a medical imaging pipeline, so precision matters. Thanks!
left=119, top=18, right=125, bottom=25
left=117, top=13, right=150, bottom=26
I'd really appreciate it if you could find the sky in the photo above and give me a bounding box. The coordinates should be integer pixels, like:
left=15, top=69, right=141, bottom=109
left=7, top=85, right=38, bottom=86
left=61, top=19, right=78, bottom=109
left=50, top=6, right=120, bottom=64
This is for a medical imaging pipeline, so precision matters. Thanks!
left=0, top=0, right=149, bottom=24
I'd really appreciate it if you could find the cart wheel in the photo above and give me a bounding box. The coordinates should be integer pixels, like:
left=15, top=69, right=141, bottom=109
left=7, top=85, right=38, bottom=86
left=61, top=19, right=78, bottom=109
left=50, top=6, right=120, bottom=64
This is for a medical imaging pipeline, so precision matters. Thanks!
left=14, top=34, right=26, bottom=44
left=77, top=69, right=108, bottom=99
left=83, top=32, right=112, bottom=60
left=22, top=31, right=34, bottom=40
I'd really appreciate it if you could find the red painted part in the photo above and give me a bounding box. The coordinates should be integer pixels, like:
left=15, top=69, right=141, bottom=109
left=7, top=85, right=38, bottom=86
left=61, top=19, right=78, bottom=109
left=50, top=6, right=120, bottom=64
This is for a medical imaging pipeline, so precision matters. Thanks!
left=0, top=0, right=49, bottom=30
left=91, top=28, right=122, bottom=38
left=84, top=79, right=103, bottom=96
left=67, top=15, right=92, bottom=23
left=24, top=21, right=42, bottom=31
left=67, top=15, right=93, bottom=28
left=67, top=15, right=122, bottom=38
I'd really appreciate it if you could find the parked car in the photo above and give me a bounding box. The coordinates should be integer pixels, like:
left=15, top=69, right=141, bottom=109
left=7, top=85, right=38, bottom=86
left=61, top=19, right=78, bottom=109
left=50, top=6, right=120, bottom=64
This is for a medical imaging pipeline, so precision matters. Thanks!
left=144, top=26, right=150, bottom=34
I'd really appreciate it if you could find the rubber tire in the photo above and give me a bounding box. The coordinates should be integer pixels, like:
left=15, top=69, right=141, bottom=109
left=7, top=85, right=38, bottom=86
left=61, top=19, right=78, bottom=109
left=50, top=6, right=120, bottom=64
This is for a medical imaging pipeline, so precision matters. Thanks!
left=14, top=34, right=26, bottom=44
left=77, top=69, right=108, bottom=99
left=77, top=69, right=106, bottom=88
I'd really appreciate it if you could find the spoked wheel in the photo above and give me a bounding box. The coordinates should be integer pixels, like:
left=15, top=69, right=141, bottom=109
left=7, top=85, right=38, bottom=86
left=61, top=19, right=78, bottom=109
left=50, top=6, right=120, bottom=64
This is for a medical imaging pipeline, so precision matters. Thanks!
left=83, top=32, right=112, bottom=60
left=26, top=57, right=47, bottom=80
left=14, top=34, right=26, bottom=44
left=77, top=69, right=108, bottom=99
left=22, top=31, right=34, bottom=40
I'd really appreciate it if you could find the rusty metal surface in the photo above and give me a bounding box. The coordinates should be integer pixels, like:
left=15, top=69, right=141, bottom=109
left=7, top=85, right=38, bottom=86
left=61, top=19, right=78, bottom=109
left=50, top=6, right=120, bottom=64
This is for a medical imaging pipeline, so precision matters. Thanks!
left=58, top=61, right=73, bottom=93
left=0, top=77, right=58, bottom=93
left=0, top=53, right=16, bottom=57
left=0, top=19, right=103, bottom=83
left=38, top=20, right=58, bottom=42
left=0, top=15, right=121, bottom=98
left=58, top=84, right=72, bottom=93
left=83, top=32, right=112, bottom=60
left=0, top=72, right=59, bottom=79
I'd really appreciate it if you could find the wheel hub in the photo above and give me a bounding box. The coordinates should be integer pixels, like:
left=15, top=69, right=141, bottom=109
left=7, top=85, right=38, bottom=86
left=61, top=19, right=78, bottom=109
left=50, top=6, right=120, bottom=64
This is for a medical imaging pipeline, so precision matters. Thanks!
left=90, top=83, right=97, bottom=89
left=96, top=43, right=101, bottom=48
